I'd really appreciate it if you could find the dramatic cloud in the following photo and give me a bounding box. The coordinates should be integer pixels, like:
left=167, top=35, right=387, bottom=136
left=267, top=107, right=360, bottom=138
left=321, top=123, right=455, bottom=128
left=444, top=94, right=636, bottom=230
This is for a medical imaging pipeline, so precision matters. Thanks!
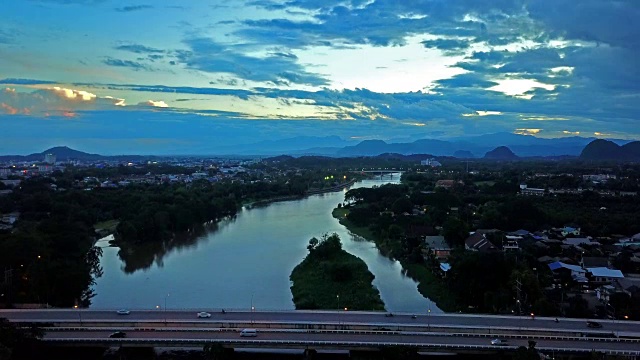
left=178, top=38, right=329, bottom=86
left=0, top=87, right=125, bottom=116
left=2, top=0, right=640, bottom=153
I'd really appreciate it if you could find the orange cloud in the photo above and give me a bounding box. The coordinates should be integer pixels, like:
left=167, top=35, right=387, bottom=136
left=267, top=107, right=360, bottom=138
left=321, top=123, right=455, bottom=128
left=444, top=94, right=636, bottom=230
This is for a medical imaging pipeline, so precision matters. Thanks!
left=1, top=103, right=19, bottom=115
left=62, top=111, right=77, bottom=118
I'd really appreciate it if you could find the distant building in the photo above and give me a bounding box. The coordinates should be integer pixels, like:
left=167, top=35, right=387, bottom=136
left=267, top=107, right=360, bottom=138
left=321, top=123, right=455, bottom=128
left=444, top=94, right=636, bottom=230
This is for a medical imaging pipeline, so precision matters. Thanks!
left=44, top=153, right=56, bottom=164
left=583, top=174, right=616, bottom=182
left=38, top=165, right=53, bottom=173
left=435, top=180, right=460, bottom=189
left=420, top=158, right=442, bottom=167
left=519, top=184, right=545, bottom=196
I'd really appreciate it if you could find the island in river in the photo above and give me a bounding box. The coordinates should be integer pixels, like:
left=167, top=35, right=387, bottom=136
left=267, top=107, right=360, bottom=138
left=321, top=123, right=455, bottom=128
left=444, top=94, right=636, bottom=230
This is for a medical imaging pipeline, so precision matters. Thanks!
left=290, top=233, right=385, bottom=311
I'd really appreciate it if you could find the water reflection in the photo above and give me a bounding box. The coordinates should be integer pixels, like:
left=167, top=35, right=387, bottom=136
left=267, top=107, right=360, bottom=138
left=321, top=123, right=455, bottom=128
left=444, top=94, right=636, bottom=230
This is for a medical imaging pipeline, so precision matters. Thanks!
left=115, top=222, right=222, bottom=274
left=91, top=176, right=441, bottom=313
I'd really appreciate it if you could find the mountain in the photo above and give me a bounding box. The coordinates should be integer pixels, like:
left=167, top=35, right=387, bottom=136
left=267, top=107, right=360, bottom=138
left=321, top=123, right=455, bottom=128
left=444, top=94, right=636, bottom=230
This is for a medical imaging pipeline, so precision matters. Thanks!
left=622, top=141, right=640, bottom=159
left=36, top=146, right=102, bottom=160
left=0, top=146, right=154, bottom=162
left=484, top=146, right=518, bottom=160
left=336, top=139, right=457, bottom=156
left=453, top=150, right=475, bottom=158
left=580, top=139, right=640, bottom=160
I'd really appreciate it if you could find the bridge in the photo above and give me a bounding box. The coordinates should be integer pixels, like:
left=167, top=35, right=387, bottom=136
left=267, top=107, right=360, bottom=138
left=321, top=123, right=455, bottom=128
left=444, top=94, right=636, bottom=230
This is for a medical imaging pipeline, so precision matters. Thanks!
left=2, top=310, right=640, bottom=357
left=354, top=170, right=404, bottom=179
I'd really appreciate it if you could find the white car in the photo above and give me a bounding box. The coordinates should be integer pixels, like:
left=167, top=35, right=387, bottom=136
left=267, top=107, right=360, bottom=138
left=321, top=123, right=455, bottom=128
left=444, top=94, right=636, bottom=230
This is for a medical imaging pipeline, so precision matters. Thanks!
left=116, top=309, right=131, bottom=315
left=491, top=338, right=507, bottom=346
left=197, top=312, right=211, bottom=318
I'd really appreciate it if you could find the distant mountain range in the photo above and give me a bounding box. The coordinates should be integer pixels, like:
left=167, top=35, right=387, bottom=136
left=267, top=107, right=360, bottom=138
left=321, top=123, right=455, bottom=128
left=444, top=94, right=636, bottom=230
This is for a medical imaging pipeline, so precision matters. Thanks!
left=0, top=146, right=153, bottom=162
left=1, top=135, right=639, bottom=162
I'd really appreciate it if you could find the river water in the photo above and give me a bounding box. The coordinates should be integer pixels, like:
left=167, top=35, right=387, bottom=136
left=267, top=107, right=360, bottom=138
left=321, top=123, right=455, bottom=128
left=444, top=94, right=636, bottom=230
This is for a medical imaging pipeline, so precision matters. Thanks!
left=91, top=176, right=441, bottom=313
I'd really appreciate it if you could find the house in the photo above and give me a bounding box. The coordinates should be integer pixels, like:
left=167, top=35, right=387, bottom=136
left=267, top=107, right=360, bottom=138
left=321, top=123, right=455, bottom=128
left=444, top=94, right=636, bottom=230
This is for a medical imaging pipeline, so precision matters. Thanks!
left=465, top=232, right=497, bottom=252
left=564, top=238, right=600, bottom=247
left=588, top=267, right=624, bottom=284
left=616, top=278, right=640, bottom=299
left=425, top=236, right=451, bottom=259
left=548, top=261, right=588, bottom=283
left=510, top=229, right=531, bottom=237
left=581, top=257, right=609, bottom=269
left=503, top=235, right=521, bottom=251
left=561, top=226, right=581, bottom=237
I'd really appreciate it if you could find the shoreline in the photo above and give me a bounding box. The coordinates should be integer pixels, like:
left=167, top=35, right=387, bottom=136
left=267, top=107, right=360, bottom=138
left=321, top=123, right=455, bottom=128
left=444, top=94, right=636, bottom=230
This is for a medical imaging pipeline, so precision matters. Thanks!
left=332, top=207, right=458, bottom=313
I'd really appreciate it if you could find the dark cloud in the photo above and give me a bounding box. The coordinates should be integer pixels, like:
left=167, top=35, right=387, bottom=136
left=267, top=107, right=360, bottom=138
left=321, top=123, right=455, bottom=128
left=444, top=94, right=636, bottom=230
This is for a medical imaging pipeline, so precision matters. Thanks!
left=102, top=58, right=150, bottom=71
left=0, top=78, right=58, bottom=85
left=115, top=4, right=153, bottom=12
left=528, top=0, right=640, bottom=50
left=115, top=44, right=164, bottom=54
left=178, top=38, right=329, bottom=86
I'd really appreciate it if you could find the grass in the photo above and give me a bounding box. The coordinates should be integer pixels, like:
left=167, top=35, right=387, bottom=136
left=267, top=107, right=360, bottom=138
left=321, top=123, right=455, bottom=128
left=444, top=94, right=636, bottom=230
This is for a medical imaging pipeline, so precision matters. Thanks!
left=290, top=236, right=385, bottom=311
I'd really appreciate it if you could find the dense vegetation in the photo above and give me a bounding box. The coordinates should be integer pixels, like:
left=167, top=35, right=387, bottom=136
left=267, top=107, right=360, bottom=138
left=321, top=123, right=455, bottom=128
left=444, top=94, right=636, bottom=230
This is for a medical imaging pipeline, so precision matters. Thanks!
left=290, top=234, right=385, bottom=311
left=0, top=163, right=357, bottom=307
left=335, top=164, right=640, bottom=317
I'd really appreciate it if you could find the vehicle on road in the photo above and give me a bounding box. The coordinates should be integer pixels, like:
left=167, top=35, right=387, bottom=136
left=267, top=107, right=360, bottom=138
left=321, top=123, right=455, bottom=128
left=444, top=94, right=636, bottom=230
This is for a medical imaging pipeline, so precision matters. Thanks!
left=197, top=312, right=211, bottom=318
left=109, top=331, right=127, bottom=338
left=384, top=313, right=394, bottom=317
left=240, top=329, right=257, bottom=337
left=116, top=309, right=130, bottom=315
left=491, top=338, right=507, bottom=346
left=587, top=321, right=603, bottom=328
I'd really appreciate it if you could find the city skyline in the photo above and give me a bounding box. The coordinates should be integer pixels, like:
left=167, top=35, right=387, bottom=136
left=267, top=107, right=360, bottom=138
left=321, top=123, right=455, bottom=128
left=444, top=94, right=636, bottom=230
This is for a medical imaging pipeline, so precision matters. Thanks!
left=1, top=0, right=638, bottom=154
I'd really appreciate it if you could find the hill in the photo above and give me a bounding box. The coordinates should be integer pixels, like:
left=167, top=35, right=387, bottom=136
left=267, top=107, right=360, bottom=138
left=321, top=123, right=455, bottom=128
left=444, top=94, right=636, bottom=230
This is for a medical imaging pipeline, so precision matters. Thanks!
left=484, top=146, right=518, bottom=160
left=580, top=139, right=640, bottom=161
left=0, top=146, right=154, bottom=162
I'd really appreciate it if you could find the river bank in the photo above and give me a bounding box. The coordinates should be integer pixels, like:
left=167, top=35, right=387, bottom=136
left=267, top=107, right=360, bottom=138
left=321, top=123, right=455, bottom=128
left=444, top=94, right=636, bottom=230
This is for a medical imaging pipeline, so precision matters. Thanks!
left=290, top=234, right=385, bottom=311
left=332, top=207, right=458, bottom=312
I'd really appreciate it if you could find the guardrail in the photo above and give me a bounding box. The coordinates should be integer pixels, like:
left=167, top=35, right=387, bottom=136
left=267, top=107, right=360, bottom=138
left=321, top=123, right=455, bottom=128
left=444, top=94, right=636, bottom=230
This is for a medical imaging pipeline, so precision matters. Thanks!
left=25, top=319, right=640, bottom=340
left=41, top=326, right=640, bottom=344
left=41, top=338, right=640, bottom=356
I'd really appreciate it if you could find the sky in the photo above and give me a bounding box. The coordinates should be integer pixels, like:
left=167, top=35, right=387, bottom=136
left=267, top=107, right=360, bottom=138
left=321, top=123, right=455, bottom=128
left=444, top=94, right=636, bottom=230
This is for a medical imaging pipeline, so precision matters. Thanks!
left=0, top=0, right=639, bottom=154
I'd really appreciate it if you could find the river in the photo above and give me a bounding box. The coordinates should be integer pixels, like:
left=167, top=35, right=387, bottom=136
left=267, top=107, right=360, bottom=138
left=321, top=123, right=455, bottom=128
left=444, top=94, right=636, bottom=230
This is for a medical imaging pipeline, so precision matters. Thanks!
left=91, top=176, right=441, bottom=313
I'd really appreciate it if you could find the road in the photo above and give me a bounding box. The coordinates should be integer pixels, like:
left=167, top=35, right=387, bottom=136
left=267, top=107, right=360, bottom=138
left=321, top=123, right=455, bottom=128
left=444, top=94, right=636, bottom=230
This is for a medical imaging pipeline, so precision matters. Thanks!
left=41, top=329, right=640, bottom=354
left=2, top=309, right=638, bottom=336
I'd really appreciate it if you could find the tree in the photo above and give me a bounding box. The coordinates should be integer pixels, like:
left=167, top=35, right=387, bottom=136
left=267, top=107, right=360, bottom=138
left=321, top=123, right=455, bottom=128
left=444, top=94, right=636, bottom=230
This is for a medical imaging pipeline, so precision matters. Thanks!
left=391, top=197, right=413, bottom=215
left=442, top=217, right=468, bottom=247
left=307, top=237, right=319, bottom=251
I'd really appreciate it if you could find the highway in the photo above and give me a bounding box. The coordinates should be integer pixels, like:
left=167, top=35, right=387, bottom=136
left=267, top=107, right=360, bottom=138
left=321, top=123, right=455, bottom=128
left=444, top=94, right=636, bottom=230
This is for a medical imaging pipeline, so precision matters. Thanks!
left=40, top=329, right=640, bottom=354
left=3, top=309, right=640, bottom=355
left=2, top=309, right=638, bottom=335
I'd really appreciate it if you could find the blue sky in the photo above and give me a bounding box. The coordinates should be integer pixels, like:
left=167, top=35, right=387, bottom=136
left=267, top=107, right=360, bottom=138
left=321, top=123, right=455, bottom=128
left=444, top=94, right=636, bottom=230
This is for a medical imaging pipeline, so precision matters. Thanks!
left=1, top=0, right=638, bottom=154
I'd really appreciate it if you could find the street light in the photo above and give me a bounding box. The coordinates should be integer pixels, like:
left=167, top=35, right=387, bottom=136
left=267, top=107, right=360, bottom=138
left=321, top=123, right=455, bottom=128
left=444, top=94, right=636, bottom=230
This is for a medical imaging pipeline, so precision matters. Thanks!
left=164, top=293, right=170, bottom=325
left=74, top=305, right=82, bottom=326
